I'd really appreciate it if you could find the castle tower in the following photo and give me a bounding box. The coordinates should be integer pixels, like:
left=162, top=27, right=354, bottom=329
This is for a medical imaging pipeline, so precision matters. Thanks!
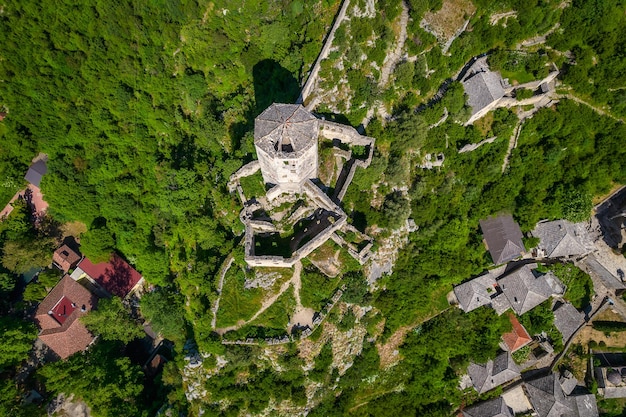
left=254, top=104, right=318, bottom=192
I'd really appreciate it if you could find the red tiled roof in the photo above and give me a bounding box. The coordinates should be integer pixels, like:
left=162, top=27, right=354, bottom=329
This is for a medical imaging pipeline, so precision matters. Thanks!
left=53, top=244, right=81, bottom=272
left=502, top=313, right=533, bottom=352
left=78, top=254, right=142, bottom=298
left=35, top=275, right=98, bottom=359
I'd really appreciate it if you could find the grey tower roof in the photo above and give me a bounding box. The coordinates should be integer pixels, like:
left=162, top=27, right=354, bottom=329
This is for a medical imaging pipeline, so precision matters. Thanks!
left=498, top=265, right=564, bottom=315
left=468, top=351, right=520, bottom=394
left=24, top=159, right=47, bottom=187
left=553, top=301, right=584, bottom=344
left=532, top=220, right=590, bottom=258
left=454, top=273, right=498, bottom=312
left=254, top=103, right=318, bottom=157
left=463, top=397, right=513, bottom=417
left=480, top=215, right=524, bottom=265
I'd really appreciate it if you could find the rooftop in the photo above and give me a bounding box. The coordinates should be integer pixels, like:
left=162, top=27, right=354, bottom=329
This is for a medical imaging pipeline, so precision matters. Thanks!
left=75, top=254, right=142, bottom=298
left=524, top=373, right=598, bottom=417
left=34, top=275, right=97, bottom=359
left=461, top=57, right=506, bottom=116
left=454, top=272, right=498, bottom=312
left=552, top=301, right=584, bottom=344
left=24, top=159, right=47, bottom=187
left=53, top=244, right=81, bottom=272
left=463, top=396, right=513, bottom=417
left=480, top=214, right=524, bottom=265
left=468, top=351, right=520, bottom=394
left=502, top=313, right=532, bottom=352
left=498, top=264, right=564, bottom=315
left=532, top=220, right=591, bottom=258
left=254, top=104, right=318, bottom=157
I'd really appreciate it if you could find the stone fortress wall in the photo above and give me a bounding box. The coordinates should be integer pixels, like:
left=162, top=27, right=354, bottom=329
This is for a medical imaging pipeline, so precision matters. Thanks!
left=230, top=103, right=376, bottom=269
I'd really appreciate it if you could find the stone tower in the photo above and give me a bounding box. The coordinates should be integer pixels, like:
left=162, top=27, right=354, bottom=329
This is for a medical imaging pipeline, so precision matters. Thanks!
left=254, top=103, right=318, bottom=192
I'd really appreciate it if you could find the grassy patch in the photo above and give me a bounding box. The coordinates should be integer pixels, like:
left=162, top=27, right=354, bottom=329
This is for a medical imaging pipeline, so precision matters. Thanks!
left=474, top=112, right=494, bottom=137
left=550, top=263, right=594, bottom=309
left=239, top=171, right=266, bottom=199
left=300, top=267, right=342, bottom=310
left=215, top=265, right=264, bottom=328
left=248, top=287, right=297, bottom=330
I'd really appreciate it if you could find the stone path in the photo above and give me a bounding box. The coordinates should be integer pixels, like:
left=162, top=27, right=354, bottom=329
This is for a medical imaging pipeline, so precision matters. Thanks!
left=501, top=118, right=524, bottom=173
left=211, top=254, right=234, bottom=330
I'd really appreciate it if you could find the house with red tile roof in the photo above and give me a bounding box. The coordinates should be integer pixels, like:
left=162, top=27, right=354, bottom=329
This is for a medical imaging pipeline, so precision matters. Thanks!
left=52, top=244, right=82, bottom=273
left=34, top=275, right=98, bottom=359
left=502, top=313, right=532, bottom=352
left=70, top=253, right=143, bottom=299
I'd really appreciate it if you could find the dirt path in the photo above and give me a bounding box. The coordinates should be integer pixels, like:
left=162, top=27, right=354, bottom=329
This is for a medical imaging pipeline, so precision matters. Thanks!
left=379, top=1, right=409, bottom=88
left=211, top=254, right=234, bottom=330
left=359, top=1, right=410, bottom=128
left=377, top=307, right=450, bottom=368
left=215, top=261, right=303, bottom=335
left=501, top=118, right=523, bottom=173
left=558, top=93, right=624, bottom=123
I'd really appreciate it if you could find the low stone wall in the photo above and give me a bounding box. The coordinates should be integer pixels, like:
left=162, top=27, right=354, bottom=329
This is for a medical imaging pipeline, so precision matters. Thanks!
left=319, top=120, right=375, bottom=147
left=228, top=160, right=260, bottom=192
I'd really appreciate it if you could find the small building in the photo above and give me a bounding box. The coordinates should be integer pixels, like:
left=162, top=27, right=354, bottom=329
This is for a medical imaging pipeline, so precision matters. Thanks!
left=52, top=244, right=81, bottom=273
left=34, top=275, right=98, bottom=359
left=595, top=366, right=626, bottom=398
left=70, top=254, right=143, bottom=299
left=479, top=214, right=525, bottom=265
left=467, top=351, right=520, bottom=394
left=453, top=272, right=499, bottom=313
left=502, top=313, right=532, bottom=352
left=498, top=264, right=564, bottom=315
left=552, top=301, right=585, bottom=344
left=461, top=57, right=508, bottom=125
left=462, top=396, right=513, bottom=417
left=532, top=219, right=591, bottom=258
left=524, top=373, right=598, bottom=417
left=24, top=159, right=47, bottom=188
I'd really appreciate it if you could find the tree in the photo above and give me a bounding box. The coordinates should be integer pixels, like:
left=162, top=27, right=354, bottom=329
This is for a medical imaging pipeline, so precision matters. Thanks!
left=80, top=225, right=115, bottom=263
left=1, top=239, right=53, bottom=274
left=140, top=288, right=187, bottom=341
left=38, top=341, right=145, bottom=417
left=0, top=316, right=37, bottom=372
left=81, top=297, right=144, bottom=344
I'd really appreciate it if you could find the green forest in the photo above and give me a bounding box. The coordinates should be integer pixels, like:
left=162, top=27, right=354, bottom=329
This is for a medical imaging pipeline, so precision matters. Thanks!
left=0, top=0, right=625, bottom=415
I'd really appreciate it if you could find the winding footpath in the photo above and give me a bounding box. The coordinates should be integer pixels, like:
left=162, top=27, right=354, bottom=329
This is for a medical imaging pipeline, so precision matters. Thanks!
left=211, top=254, right=234, bottom=330
left=214, top=261, right=303, bottom=335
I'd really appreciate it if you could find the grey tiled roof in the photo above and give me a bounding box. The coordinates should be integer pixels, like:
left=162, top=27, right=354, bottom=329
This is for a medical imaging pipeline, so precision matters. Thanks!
left=525, top=373, right=599, bottom=417
left=24, top=159, right=47, bottom=187
left=525, top=374, right=574, bottom=417
left=454, top=273, right=498, bottom=312
left=254, top=104, right=318, bottom=156
left=480, top=215, right=524, bottom=265
left=463, top=397, right=513, bottom=417
left=532, top=220, right=590, bottom=258
left=498, top=265, right=564, bottom=315
left=583, top=255, right=626, bottom=290
left=553, top=301, right=584, bottom=344
left=462, top=69, right=505, bottom=115
left=468, top=351, right=520, bottom=394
